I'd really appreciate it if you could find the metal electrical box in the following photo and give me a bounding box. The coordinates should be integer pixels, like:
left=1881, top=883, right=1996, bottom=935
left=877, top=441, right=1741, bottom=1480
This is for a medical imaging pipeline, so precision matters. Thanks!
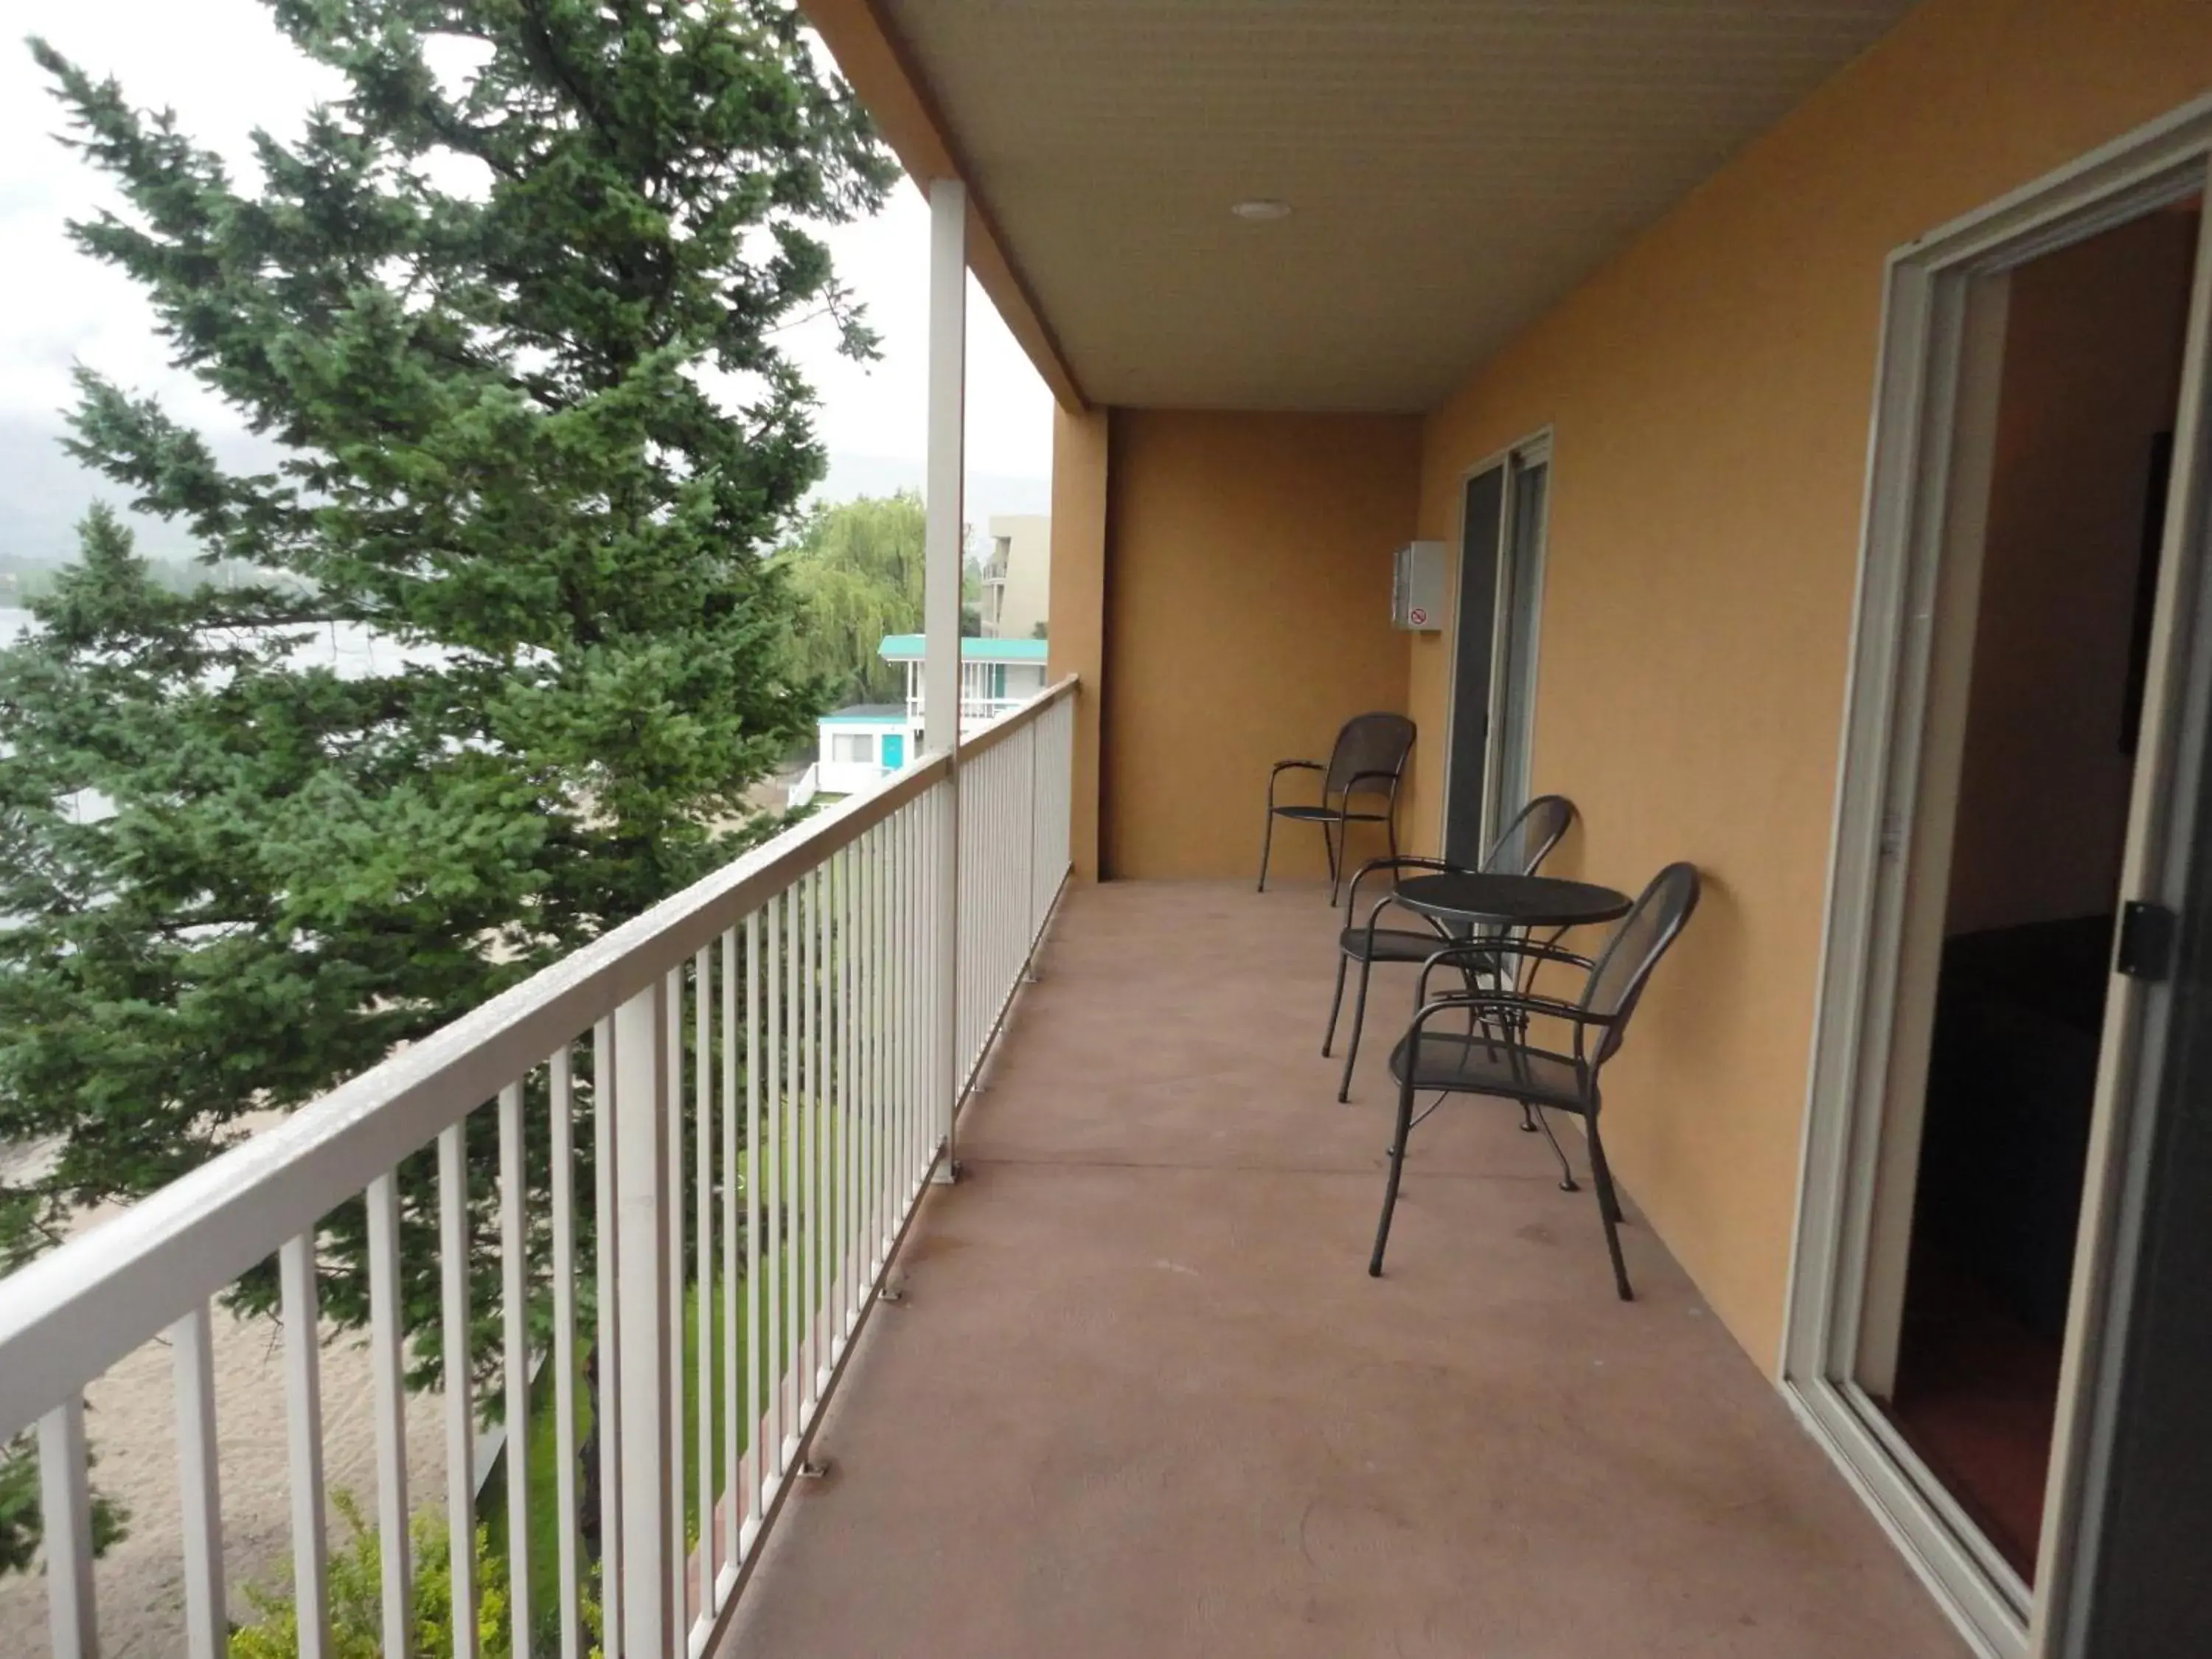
left=1391, top=540, right=1447, bottom=631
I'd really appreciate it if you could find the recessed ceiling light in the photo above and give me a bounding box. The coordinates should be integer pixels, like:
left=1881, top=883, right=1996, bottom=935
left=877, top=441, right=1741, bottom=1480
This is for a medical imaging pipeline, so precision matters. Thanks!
left=1231, top=198, right=1291, bottom=221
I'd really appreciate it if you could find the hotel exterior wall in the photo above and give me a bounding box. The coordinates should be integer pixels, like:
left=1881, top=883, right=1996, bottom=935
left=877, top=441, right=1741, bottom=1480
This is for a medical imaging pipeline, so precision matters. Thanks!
left=1103, top=409, right=1420, bottom=880
left=1403, top=0, right=2212, bottom=1369
left=1048, top=404, right=1110, bottom=880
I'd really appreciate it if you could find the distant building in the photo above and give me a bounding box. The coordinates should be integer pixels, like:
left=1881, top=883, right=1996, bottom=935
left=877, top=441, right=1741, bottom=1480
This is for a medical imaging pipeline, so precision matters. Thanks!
left=879, top=632, right=1050, bottom=726
left=790, top=634, right=1051, bottom=806
left=981, top=515, right=1049, bottom=639
left=811, top=703, right=913, bottom=796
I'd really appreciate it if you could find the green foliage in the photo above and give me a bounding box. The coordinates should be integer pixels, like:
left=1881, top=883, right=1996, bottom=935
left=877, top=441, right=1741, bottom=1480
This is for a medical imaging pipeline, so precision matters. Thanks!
left=776, top=492, right=993, bottom=701
left=776, top=490, right=927, bottom=703
left=0, top=1425, right=130, bottom=1579
left=0, top=0, right=894, bottom=1404
left=226, top=1490, right=575, bottom=1659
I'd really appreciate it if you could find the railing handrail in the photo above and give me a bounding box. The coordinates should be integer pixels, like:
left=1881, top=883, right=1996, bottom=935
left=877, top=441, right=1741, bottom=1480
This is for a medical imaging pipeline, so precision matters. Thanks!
left=955, top=673, right=1071, bottom=764
left=0, top=674, right=1077, bottom=1441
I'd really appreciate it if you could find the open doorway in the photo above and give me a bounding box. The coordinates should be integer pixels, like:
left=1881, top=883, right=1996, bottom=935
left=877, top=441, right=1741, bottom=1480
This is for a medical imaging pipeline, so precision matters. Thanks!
left=1865, top=199, right=2202, bottom=1582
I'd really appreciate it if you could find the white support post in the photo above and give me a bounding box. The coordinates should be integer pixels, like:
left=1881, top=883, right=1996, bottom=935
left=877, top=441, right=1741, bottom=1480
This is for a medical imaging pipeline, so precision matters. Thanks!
left=924, top=175, right=963, bottom=762
left=612, top=982, right=676, bottom=1659
left=925, top=176, right=967, bottom=1183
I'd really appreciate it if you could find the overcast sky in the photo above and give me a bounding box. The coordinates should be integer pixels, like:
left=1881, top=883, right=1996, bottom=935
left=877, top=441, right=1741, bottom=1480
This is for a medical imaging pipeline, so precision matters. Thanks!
left=0, top=0, right=1053, bottom=562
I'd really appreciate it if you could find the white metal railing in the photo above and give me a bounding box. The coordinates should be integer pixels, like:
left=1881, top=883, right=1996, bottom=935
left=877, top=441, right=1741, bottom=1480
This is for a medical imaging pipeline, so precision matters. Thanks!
left=956, top=686, right=1074, bottom=1093
left=0, top=676, right=1076, bottom=1659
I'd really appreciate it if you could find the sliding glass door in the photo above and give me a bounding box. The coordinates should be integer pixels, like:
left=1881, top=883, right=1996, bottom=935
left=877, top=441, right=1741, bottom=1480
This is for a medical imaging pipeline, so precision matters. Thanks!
left=1442, top=437, right=1550, bottom=866
left=1488, top=453, right=1549, bottom=835
left=1787, top=113, right=2212, bottom=1659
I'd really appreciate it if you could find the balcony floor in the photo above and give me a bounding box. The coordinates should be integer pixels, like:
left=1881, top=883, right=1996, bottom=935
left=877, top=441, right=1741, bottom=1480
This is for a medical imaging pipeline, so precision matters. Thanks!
left=723, top=880, right=1967, bottom=1659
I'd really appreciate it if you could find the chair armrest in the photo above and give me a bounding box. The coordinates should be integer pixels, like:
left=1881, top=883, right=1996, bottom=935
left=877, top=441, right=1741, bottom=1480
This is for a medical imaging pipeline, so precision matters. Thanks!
left=1343, top=768, right=1402, bottom=799
left=1411, top=989, right=1617, bottom=1029
left=1267, top=759, right=1328, bottom=814
left=1417, top=939, right=1593, bottom=1003
left=1419, top=938, right=1593, bottom=973
left=1489, top=939, right=1596, bottom=971
left=1361, top=855, right=1461, bottom=878
left=1345, top=855, right=1464, bottom=919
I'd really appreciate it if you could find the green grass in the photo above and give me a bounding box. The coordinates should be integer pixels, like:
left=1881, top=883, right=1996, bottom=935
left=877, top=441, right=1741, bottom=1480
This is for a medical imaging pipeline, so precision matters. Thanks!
left=489, top=1272, right=753, bottom=1644
left=487, top=1103, right=867, bottom=1646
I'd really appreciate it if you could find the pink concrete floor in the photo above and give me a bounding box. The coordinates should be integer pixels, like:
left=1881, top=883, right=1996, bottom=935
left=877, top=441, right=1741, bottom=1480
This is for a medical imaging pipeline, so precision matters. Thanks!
left=720, top=880, right=1967, bottom=1659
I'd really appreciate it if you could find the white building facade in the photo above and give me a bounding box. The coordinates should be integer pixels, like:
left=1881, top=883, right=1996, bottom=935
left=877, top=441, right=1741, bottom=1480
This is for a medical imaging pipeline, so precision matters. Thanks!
left=792, top=634, right=1051, bottom=806
left=981, top=514, right=1050, bottom=639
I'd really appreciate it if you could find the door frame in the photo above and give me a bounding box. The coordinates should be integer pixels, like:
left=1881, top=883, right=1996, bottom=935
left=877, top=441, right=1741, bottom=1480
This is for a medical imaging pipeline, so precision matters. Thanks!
left=1783, top=92, right=2212, bottom=1659
left=1438, top=428, right=1554, bottom=860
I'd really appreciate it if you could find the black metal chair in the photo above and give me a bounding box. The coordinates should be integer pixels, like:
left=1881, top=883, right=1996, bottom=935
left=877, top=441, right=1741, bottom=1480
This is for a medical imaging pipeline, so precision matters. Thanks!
left=1367, top=862, right=1702, bottom=1301
left=1322, top=794, right=1577, bottom=1103
left=1259, top=712, right=1416, bottom=905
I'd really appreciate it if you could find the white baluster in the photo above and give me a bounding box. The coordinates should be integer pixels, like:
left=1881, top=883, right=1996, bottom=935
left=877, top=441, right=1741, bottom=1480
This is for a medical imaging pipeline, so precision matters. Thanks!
left=38, top=1399, right=98, bottom=1659
left=366, top=1174, right=411, bottom=1659
left=591, top=1018, right=623, bottom=1659
left=280, top=1233, right=330, bottom=1659
left=613, top=979, right=675, bottom=1659
left=550, top=1049, right=583, bottom=1659
left=439, top=1122, right=477, bottom=1659
left=171, top=1304, right=225, bottom=1659
left=498, top=1081, right=531, bottom=1658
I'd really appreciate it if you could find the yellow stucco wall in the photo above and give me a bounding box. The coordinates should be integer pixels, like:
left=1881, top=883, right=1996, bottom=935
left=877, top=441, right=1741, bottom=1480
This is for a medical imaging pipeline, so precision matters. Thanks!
left=1048, top=405, right=1110, bottom=881
left=1102, top=409, right=1422, bottom=880
left=1404, top=0, right=2212, bottom=1368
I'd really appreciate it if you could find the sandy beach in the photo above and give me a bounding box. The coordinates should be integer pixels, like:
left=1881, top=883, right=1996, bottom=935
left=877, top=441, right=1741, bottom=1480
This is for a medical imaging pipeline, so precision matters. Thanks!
left=0, top=1175, right=455, bottom=1655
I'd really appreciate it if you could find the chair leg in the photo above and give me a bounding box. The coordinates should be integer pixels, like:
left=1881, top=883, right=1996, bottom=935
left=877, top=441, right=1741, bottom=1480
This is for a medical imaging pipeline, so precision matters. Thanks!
left=1520, top=1102, right=1540, bottom=1133
left=1369, top=1071, right=1418, bottom=1277
left=1530, top=1107, right=1579, bottom=1192
left=1257, top=809, right=1275, bottom=893
left=1587, top=1120, right=1634, bottom=1301
left=1337, top=953, right=1375, bottom=1103
left=1589, top=1118, right=1626, bottom=1225
left=1321, top=818, right=1341, bottom=904
left=1322, top=953, right=1349, bottom=1057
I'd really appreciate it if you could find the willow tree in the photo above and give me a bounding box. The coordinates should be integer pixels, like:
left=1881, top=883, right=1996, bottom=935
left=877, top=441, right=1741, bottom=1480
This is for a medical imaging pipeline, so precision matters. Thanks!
left=777, top=490, right=927, bottom=702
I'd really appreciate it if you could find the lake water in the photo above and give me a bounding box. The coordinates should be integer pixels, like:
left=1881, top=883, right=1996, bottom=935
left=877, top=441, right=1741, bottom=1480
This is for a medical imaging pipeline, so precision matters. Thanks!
left=0, top=606, right=439, bottom=678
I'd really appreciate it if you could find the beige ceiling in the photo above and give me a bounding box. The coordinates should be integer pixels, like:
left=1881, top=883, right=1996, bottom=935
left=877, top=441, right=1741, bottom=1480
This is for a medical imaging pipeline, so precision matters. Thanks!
left=869, top=0, right=1921, bottom=411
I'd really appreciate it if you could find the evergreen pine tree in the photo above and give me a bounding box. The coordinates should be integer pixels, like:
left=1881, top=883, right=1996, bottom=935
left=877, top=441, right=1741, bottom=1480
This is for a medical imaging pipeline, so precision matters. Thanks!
left=0, top=0, right=894, bottom=1396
